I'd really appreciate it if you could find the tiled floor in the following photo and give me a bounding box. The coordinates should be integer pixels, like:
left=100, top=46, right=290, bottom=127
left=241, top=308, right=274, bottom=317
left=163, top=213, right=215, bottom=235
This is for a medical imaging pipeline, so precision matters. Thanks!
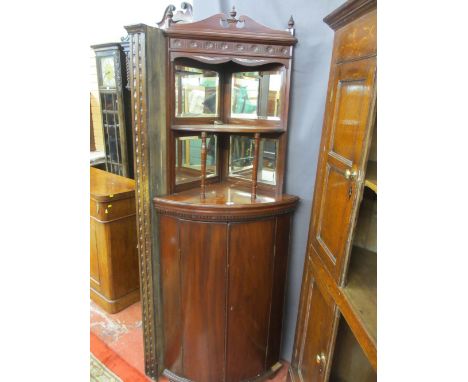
left=90, top=300, right=289, bottom=382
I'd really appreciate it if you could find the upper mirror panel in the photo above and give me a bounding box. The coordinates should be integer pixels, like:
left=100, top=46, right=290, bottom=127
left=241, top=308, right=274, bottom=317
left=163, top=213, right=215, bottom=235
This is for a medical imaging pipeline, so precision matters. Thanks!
left=231, top=69, right=283, bottom=121
left=175, top=66, right=219, bottom=118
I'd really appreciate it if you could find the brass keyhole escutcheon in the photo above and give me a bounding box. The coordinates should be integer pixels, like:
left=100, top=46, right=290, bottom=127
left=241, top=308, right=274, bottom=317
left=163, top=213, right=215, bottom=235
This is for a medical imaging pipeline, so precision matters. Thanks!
left=316, top=352, right=326, bottom=372
left=344, top=168, right=358, bottom=180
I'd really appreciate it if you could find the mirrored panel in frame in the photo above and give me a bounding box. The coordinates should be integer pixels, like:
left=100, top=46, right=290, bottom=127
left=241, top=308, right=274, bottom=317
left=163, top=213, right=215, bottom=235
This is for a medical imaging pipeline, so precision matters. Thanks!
left=175, top=66, right=220, bottom=118
left=229, top=135, right=278, bottom=185
left=175, top=134, right=218, bottom=185
left=231, top=69, right=284, bottom=121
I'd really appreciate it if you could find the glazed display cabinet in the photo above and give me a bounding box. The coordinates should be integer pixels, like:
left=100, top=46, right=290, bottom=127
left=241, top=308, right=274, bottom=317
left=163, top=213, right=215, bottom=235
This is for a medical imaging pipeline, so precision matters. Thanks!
left=92, top=42, right=133, bottom=178
left=125, top=5, right=298, bottom=381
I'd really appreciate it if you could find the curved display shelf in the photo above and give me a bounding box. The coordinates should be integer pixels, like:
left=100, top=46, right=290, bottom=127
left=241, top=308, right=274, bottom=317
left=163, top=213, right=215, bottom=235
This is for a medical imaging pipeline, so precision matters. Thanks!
left=172, top=124, right=284, bottom=134
left=154, top=182, right=298, bottom=222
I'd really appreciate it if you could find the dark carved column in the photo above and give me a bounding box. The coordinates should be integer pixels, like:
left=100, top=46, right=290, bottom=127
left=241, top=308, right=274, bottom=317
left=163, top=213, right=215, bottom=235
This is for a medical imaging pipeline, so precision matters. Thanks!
left=125, top=24, right=168, bottom=380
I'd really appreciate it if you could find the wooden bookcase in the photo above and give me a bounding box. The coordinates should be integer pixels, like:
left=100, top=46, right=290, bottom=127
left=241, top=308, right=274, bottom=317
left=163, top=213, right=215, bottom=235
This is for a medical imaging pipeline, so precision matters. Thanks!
left=288, top=1, right=377, bottom=381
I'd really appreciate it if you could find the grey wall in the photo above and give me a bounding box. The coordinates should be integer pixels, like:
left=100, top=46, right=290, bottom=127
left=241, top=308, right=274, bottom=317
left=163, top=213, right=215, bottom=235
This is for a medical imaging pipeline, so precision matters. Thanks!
left=194, top=0, right=346, bottom=361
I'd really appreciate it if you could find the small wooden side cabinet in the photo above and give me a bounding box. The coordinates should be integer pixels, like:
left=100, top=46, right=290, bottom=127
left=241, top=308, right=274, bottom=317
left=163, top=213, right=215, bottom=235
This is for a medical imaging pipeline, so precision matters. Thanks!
left=90, top=168, right=140, bottom=313
left=289, top=0, right=377, bottom=381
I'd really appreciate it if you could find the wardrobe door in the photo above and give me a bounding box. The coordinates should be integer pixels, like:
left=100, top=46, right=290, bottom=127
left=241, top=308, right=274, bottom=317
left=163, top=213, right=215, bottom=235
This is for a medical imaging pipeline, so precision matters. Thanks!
left=289, top=264, right=338, bottom=382
left=309, top=55, right=376, bottom=283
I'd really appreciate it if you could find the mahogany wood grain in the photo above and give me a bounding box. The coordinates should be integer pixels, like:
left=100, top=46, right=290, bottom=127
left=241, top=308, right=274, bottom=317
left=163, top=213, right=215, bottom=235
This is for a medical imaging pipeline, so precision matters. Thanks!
left=180, top=221, right=227, bottom=381
left=165, top=13, right=297, bottom=45
left=157, top=201, right=297, bottom=382
left=154, top=182, right=298, bottom=222
left=266, top=214, right=292, bottom=368
left=226, top=219, right=276, bottom=382
left=159, top=215, right=183, bottom=374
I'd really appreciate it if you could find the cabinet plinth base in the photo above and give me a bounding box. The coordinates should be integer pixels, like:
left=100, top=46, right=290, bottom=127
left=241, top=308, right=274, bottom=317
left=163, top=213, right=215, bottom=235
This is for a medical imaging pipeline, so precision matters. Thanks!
left=90, top=287, right=140, bottom=314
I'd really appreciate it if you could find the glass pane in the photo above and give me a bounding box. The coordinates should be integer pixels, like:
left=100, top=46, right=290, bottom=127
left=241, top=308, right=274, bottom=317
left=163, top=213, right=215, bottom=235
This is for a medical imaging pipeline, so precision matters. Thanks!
left=101, top=93, right=115, bottom=111
left=107, top=125, right=119, bottom=163
left=231, top=70, right=283, bottom=120
left=229, top=136, right=278, bottom=185
left=175, top=66, right=219, bottom=118
left=175, top=135, right=217, bottom=185
left=99, top=56, right=116, bottom=88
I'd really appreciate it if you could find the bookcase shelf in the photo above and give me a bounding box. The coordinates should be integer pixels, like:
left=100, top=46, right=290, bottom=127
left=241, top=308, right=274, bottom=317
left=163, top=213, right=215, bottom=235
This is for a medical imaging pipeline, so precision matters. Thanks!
left=364, top=161, right=377, bottom=193
left=342, top=246, right=377, bottom=344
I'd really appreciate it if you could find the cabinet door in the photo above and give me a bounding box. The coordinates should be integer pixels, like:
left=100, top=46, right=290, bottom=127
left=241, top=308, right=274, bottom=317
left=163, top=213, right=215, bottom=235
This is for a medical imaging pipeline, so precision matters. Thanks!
left=309, top=56, right=376, bottom=283
left=289, top=264, right=338, bottom=382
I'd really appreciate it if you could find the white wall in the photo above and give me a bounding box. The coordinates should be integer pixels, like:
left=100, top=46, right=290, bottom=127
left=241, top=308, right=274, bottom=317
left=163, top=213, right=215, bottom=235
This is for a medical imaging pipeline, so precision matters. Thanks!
left=89, top=1, right=193, bottom=151
left=87, top=0, right=192, bottom=45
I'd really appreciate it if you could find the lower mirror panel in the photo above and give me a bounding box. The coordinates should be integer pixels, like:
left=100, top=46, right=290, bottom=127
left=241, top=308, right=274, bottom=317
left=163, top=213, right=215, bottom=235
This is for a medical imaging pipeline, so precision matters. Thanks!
left=175, top=134, right=217, bottom=185
left=229, top=135, right=278, bottom=185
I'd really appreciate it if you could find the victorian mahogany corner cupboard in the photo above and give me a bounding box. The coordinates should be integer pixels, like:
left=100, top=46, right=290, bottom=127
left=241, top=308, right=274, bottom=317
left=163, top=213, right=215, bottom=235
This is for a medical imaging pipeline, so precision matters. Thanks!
left=126, top=6, right=299, bottom=382
left=288, top=0, right=377, bottom=381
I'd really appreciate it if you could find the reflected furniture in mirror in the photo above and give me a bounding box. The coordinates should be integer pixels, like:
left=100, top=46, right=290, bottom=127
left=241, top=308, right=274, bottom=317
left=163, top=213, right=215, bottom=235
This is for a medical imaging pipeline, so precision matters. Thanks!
left=90, top=168, right=140, bottom=313
left=288, top=1, right=377, bottom=381
left=127, top=6, right=298, bottom=382
left=91, top=42, right=133, bottom=178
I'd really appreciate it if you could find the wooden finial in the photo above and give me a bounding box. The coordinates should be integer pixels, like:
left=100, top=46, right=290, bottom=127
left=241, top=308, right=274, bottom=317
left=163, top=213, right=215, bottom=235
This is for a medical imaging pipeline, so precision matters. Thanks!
left=167, top=7, right=174, bottom=24
left=229, top=6, right=237, bottom=20
left=288, top=15, right=295, bottom=29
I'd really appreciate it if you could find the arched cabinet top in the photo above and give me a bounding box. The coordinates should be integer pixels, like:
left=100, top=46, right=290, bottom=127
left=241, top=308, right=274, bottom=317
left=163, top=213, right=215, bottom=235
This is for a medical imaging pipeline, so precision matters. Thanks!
left=163, top=11, right=297, bottom=46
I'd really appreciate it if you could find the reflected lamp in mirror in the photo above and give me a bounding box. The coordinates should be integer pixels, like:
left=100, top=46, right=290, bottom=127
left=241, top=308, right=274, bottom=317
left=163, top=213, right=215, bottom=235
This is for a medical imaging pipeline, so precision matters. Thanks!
left=229, top=135, right=278, bottom=185
left=175, top=134, right=218, bottom=185
left=175, top=66, right=219, bottom=118
left=231, top=69, right=283, bottom=121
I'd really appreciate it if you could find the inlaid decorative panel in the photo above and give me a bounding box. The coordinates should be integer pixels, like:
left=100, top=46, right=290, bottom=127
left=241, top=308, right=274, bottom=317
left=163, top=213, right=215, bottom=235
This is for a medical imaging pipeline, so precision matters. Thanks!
left=170, top=38, right=292, bottom=58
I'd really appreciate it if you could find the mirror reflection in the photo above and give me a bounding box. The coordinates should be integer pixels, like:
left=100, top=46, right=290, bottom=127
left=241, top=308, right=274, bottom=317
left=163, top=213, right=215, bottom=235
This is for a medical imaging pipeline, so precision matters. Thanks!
left=175, top=66, right=219, bottom=118
left=231, top=70, right=283, bottom=120
left=175, top=135, right=217, bottom=185
left=229, top=136, right=277, bottom=185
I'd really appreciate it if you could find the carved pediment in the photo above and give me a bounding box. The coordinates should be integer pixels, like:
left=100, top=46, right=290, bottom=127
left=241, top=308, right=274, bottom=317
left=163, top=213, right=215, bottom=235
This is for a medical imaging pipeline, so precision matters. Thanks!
left=164, top=6, right=297, bottom=45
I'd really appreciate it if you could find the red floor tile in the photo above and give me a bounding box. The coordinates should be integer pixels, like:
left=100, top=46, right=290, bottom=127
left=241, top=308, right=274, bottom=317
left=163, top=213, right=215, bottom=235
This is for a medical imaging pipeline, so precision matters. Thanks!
left=91, top=300, right=146, bottom=376
left=90, top=300, right=289, bottom=382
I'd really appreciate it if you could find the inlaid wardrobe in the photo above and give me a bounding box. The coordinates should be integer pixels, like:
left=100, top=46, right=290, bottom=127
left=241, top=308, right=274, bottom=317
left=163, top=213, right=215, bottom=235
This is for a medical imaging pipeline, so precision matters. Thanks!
left=288, top=0, right=377, bottom=381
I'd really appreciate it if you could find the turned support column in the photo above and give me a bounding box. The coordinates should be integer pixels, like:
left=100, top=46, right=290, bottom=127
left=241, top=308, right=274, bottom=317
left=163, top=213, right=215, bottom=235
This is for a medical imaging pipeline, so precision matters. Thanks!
left=200, top=131, right=207, bottom=199
left=251, top=132, right=260, bottom=200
